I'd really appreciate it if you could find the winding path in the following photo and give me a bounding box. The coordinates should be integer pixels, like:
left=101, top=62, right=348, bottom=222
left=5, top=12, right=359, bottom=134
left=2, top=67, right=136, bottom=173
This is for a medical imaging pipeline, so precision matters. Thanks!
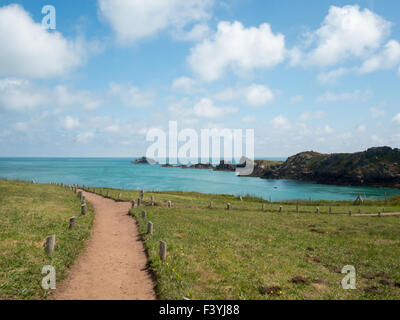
left=50, top=191, right=156, bottom=300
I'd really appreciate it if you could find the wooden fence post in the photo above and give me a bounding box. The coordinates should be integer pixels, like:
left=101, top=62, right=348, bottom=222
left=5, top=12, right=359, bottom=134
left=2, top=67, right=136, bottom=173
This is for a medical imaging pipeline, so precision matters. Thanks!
left=69, top=216, right=76, bottom=230
left=151, top=195, right=155, bottom=206
left=137, top=198, right=141, bottom=207
left=209, top=201, right=213, bottom=208
left=44, top=235, right=56, bottom=256
left=349, top=210, right=352, bottom=216
left=227, top=203, right=231, bottom=210
left=160, top=241, right=167, bottom=261
left=142, top=210, right=147, bottom=219
left=316, top=207, right=319, bottom=214
left=168, top=201, right=172, bottom=208
left=81, top=203, right=87, bottom=215
left=279, top=206, right=282, bottom=213
left=131, top=200, right=136, bottom=209
left=148, top=221, right=153, bottom=235
left=262, top=203, right=265, bottom=211
left=106, top=191, right=110, bottom=198
left=329, top=207, right=332, bottom=214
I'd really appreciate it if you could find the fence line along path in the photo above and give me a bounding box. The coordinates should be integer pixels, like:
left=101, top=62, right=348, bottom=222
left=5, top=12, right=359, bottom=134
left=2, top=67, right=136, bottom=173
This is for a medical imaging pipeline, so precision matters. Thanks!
left=50, top=190, right=155, bottom=300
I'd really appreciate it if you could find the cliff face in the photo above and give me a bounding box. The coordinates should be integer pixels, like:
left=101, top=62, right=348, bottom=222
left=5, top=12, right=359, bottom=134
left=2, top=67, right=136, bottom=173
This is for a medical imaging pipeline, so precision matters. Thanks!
left=251, top=147, right=400, bottom=188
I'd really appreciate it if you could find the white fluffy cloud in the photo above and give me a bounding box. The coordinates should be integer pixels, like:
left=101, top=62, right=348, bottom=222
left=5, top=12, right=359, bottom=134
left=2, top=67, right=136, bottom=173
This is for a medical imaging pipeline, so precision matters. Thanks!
left=317, top=68, right=350, bottom=84
left=62, top=116, right=80, bottom=130
left=357, top=125, right=366, bottom=132
left=269, top=115, right=290, bottom=130
left=308, top=5, right=390, bottom=66
left=0, top=78, right=102, bottom=112
left=0, top=4, right=86, bottom=78
left=323, top=125, right=335, bottom=134
left=244, top=85, right=274, bottom=106
left=98, top=0, right=213, bottom=43
left=172, top=23, right=211, bottom=41
left=359, top=40, right=400, bottom=74
left=75, top=132, right=94, bottom=143
left=108, top=83, right=155, bottom=107
left=188, top=21, right=285, bottom=81
left=292, top=5, right=391, bottom=67
left=370, top=107, right=385, bottom=118
left=241, top=116, right=257, bottom=124
left=393, top=114, right=400, bottom=126
left=316, top=90, right=368, bottom=102
left=171, top=76, right=198, bottom=93
left=193, top=98, right=237, bottom=118
left=213, top=84, right=274, bottom=107
left=299, top=111, right=325, bottom=121
left=0, top=78, right=48, bottom=111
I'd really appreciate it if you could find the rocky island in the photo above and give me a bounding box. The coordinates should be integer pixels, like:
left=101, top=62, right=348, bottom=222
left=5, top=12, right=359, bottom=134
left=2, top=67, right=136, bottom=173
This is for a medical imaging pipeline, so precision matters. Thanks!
left=248, top=146, right=400, bottom=188
left=131, top=157, right=158, bottom=165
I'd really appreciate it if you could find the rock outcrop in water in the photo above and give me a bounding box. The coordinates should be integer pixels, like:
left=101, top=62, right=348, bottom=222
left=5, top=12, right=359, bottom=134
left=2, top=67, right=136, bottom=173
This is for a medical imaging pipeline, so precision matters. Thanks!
left=131, top=157, right=158, bottom=165
left=248, top=147, right=400, bottom=188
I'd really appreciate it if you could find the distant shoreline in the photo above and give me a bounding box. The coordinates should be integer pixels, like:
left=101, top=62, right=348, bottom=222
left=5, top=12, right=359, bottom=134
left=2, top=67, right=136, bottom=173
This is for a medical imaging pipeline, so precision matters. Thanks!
left=153, top=146, right=400, bottom=189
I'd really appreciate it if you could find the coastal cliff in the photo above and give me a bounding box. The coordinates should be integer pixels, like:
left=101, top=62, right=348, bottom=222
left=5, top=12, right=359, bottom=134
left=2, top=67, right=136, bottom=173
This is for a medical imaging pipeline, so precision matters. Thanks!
left=249, top=147, right=400, bottom=188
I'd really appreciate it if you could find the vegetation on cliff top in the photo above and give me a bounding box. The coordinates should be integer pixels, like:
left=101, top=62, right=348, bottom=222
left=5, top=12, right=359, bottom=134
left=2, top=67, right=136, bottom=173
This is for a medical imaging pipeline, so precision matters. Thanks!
left=251, top=147, right=400, bottom=188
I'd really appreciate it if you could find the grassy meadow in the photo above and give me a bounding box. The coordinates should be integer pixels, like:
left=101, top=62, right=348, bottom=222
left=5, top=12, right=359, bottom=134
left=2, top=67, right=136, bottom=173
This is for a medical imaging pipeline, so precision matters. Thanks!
left=1, top=179, right=399, bottom=300
left=0, top=180, right=93, bottom=300
left=84, top=186, right=400, bottom=300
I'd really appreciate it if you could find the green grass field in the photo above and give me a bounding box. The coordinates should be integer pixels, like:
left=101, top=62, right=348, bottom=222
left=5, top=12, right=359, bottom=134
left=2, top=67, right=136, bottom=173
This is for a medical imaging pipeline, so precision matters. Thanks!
left=1, top=179, right=399, bottom=300
left=0, top=180, right=93, bottom=300
left=88, top=186, right=400, bottom=300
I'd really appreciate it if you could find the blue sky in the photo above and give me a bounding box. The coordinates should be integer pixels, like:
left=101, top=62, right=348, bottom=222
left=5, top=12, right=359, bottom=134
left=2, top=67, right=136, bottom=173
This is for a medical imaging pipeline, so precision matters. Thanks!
left=0, top=0, right=400, bottom=157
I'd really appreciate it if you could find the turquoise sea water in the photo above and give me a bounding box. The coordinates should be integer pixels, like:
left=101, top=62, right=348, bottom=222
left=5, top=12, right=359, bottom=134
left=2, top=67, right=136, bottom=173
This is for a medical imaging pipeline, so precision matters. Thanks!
left=0, top=158, right=399, bottom=201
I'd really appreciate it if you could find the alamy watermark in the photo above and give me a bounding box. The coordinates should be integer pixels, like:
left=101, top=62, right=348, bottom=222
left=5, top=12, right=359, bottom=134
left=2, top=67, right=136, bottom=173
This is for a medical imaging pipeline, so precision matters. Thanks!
left=341, top=265, right=356, bottom=290
left=41, top=265, right=56, bottom=290
left=41, top=5, right=56, bottom=30
left=146, top=121, right=255, bottom=175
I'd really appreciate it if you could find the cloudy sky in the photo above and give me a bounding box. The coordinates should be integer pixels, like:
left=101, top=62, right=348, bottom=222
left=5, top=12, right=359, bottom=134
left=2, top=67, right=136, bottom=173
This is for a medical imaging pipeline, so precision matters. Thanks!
left=0, top=0, right=399, bottom=157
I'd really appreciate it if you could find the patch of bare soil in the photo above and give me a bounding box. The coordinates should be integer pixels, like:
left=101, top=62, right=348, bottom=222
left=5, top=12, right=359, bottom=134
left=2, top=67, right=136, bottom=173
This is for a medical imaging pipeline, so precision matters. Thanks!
left=310, top=228, right=325, bottom=234
left=326, top=265, right=342, bottom=274
left=290, top=276, right=309, bottom=285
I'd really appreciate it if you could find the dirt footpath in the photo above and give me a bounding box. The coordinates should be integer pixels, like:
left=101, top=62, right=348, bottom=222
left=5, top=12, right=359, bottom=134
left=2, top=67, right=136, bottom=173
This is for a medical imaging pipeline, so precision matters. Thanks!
left=50, top=191, right=156, bottom=300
